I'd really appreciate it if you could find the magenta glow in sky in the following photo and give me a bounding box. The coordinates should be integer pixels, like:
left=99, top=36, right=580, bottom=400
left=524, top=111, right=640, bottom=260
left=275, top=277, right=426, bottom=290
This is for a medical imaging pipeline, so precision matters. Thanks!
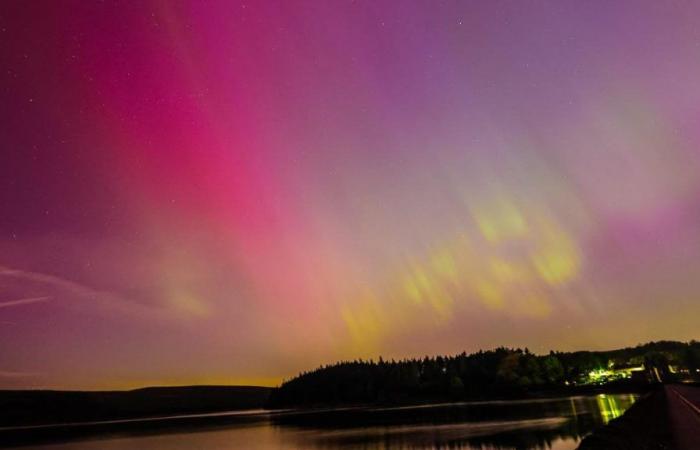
left=2, top=1, right=700, bottom=389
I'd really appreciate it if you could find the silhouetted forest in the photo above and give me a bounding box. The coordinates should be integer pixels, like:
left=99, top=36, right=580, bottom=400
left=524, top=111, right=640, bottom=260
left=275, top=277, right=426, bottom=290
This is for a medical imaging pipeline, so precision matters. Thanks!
left=269, top=340, right=700, bottom=407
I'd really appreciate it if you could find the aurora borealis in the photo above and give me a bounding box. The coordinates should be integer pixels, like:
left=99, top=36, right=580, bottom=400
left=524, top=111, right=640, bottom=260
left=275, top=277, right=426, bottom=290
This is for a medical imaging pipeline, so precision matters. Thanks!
left=2, top=1, right=700, bottom=390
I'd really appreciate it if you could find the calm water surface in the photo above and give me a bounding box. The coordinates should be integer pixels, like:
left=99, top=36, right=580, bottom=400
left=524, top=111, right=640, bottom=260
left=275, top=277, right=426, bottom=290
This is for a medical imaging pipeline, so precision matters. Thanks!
left=9, top=394, right=637, bottom=450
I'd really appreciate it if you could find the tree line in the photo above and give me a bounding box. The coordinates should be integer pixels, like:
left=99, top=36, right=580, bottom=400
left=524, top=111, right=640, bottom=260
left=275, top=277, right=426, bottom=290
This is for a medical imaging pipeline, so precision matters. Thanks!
left=269, top=340, right=700, bottom=407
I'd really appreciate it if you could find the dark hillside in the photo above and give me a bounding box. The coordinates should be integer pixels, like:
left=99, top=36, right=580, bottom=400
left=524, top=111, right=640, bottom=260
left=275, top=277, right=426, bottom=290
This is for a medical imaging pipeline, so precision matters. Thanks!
left=0, top=385, right=272, bottom=427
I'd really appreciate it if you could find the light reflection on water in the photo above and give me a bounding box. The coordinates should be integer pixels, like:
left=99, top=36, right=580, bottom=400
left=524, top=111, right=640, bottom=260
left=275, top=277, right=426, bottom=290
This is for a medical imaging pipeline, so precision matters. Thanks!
left=7, top=394, right=637, bottom=450
left=595, top=393, right=636, bottom=424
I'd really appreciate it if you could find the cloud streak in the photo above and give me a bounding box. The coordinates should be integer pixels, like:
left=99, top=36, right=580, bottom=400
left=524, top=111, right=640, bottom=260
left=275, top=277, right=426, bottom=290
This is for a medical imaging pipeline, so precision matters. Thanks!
left=0, top=370, right=41, bottom=378
left=0, top=296, right=51, bottom=309
left=0, top=265, right=163, bottom=318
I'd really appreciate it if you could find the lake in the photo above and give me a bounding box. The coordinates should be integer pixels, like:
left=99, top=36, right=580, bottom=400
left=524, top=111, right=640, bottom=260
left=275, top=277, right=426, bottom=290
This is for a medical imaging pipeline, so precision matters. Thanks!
left=4, top=394, right=637, bottom=450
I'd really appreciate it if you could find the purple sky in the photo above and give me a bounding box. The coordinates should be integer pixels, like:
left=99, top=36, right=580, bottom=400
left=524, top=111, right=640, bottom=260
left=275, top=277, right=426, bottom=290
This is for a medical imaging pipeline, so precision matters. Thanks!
left=1, top=1, right=700, bottom=389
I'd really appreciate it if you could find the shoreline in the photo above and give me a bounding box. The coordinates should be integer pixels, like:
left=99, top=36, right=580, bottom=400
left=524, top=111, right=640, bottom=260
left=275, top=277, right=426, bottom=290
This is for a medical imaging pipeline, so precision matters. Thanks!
left=577, top=383, right=700, bottom=449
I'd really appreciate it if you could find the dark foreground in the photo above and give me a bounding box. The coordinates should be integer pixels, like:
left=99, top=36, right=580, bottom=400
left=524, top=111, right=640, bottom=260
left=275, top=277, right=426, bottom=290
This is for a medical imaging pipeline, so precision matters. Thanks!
left=4, top=386, right=700, bottom=449
left=0, top=386, right=272, bottom=427
left=578, top=384, right=700, bottom=449
left=0, top=393, right=636, bottom=449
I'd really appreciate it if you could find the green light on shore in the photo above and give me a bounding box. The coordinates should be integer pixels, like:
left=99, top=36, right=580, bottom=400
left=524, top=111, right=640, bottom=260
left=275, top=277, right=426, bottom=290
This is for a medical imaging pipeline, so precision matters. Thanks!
left=585, top=365, right=645, bottom=384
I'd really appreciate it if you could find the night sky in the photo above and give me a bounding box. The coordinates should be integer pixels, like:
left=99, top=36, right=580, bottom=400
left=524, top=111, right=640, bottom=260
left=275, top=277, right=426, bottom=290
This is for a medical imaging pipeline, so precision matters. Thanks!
left=2, top=1, right=700, bottom=389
